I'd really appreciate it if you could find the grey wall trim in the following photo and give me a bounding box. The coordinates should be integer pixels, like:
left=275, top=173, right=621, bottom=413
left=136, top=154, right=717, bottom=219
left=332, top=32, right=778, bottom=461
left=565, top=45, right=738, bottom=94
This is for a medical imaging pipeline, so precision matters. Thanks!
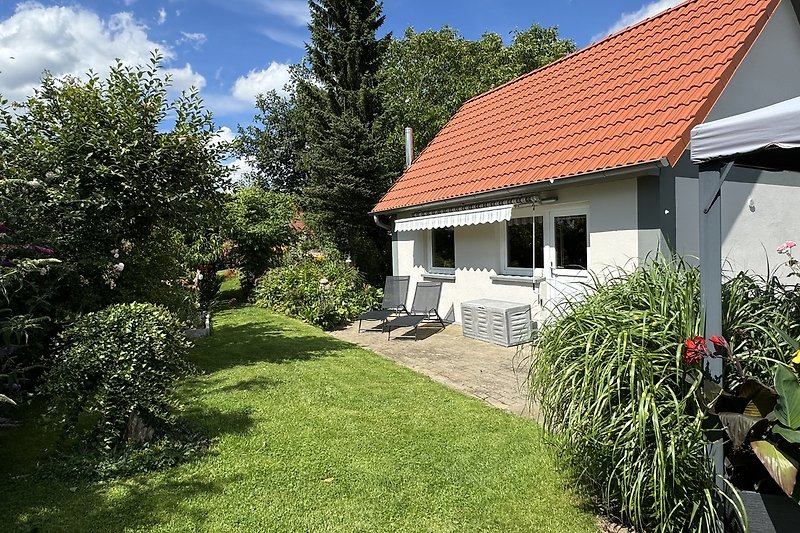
left=637, top=175, right=660, bottom=231
left=659, top=173, right=677, bottom=251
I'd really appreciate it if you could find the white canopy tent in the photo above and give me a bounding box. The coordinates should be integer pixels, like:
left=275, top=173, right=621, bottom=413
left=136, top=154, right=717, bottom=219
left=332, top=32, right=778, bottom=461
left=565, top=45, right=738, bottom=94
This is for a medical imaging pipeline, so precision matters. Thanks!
left=690, top=95, right=800, bottom=487
left=692, top=95, right=800, bottom=171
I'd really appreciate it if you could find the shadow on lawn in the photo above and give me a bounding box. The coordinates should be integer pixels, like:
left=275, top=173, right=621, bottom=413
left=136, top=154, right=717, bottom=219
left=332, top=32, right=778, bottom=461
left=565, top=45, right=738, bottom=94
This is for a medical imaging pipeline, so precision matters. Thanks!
left=9, top=471, right=246, bottom=533
left=2, top=405, right=254, bottom=533
left=191, top=318, right=356, bottom=374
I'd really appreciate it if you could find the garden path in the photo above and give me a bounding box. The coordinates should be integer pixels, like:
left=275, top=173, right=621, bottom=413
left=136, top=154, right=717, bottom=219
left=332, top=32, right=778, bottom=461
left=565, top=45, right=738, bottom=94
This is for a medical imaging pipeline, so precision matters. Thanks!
left=329, top=322, right=538, bottom=420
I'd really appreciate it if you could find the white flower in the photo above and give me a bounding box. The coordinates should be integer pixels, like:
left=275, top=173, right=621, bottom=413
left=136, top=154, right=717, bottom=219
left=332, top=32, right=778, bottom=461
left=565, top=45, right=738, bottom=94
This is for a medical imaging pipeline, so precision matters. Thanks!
left=114, top=262, right=125, bottom=272
left=197, top=273, right=204, bottom=280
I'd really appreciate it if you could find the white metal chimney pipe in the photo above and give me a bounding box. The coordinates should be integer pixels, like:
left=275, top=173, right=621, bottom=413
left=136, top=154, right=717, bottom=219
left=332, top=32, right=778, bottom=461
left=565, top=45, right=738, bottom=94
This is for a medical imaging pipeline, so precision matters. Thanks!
left=404, top=127, right=414, bottom=168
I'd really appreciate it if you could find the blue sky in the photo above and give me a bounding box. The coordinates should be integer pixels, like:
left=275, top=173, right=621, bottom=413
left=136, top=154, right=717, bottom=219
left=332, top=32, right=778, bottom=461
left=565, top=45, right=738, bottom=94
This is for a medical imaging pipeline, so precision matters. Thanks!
left=0, top=0, right=681, bottom=142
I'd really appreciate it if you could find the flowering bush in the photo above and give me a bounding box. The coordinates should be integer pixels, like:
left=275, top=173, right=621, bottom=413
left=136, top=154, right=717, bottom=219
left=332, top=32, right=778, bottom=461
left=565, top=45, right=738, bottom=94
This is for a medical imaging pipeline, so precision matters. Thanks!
left=254, top=244, right=381, bottom=329
left=777, top=240, right=799, bottom=277
left=0, top=222, right=62, bottom=404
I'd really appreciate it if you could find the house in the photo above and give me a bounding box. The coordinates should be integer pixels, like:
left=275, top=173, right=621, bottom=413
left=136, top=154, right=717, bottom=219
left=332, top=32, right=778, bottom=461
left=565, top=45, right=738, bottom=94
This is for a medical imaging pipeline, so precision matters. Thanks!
left=370, top=0, right=800, bottom=324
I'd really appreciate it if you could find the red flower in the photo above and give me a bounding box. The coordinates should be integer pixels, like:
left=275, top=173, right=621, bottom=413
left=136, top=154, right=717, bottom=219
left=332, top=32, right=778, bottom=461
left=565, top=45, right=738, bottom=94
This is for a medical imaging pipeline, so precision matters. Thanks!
left=709, top=335, right=729, bottom=356
left=684, top=336, right=708, bottom=366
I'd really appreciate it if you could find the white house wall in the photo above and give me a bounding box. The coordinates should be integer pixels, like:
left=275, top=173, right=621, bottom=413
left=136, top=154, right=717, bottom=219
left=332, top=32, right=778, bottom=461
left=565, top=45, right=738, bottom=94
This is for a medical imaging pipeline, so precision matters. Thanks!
left=393, top=178, right=640, bottom=324
left=676, top=173, right=800, bottom=276
left=706, top=0, right=800, bottom=121
left=674, top=0, right=800, bottom=277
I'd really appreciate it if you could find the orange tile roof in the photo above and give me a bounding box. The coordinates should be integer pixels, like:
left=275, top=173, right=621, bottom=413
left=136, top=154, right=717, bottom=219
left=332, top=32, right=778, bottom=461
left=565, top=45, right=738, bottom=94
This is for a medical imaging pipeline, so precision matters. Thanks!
left=372, top=0, right=780, bottom=213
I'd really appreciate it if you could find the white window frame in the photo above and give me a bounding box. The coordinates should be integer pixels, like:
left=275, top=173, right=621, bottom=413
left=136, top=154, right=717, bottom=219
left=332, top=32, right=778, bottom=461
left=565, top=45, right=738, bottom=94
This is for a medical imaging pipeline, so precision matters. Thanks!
left=498, top=203, right=590, bottom=280
left=500, top=214, right=545, bottom=278
left=547, top=205, right=590, bottom=278
left=427, top=226, right=456, bottom=274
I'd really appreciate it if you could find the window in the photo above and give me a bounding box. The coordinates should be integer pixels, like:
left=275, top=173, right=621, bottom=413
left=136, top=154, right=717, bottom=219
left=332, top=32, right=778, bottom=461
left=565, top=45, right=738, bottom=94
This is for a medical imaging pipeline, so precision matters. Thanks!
left=553, top=214, right=587, bottom=270
left=504, top=216, right=544, bottom=274
left=498, top=206, right=588, bottom=281
left=431, top=227, right=455, bottom=270
left=507, top=217, right=533, bottom=269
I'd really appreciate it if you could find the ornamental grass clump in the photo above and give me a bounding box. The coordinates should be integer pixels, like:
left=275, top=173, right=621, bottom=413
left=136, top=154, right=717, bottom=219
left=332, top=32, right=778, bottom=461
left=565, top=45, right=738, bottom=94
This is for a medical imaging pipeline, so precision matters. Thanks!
left=528, top=259, right=800, bottom=532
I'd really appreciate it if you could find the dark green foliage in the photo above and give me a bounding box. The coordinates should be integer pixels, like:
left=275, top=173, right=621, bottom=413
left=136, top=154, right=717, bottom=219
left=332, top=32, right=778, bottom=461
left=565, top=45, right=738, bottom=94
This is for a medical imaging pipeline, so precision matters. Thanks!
left=253, top=244, right=381, bottom=329
left=528, top=260, right=800, bottom=532
left=378, top=25, right=576, bottom=174
left=223, top=186, right=297, bottom=296
left=0, top=54, right=230, bottom=315
left=0, top=227, right=62, bottom=402
left=46, top=303, right=194, bottom=456
left=298, top=0, right=392, bottom=281
left=236, top=90, right=308, bottom=193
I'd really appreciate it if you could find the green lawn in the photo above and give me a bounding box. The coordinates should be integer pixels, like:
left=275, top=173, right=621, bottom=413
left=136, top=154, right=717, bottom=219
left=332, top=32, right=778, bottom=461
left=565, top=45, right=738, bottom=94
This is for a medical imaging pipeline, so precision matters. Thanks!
left=1, top=300, right=597, bottom=532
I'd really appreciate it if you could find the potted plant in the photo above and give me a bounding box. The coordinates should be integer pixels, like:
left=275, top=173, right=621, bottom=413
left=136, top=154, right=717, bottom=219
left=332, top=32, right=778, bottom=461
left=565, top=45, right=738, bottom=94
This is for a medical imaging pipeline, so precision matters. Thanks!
left=684, top=334, right=800, bottom=531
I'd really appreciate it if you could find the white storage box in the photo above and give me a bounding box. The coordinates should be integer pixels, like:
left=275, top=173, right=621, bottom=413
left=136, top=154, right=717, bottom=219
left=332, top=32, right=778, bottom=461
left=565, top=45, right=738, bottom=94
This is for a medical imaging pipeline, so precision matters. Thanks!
left=460, top=299, right=532, bottom=347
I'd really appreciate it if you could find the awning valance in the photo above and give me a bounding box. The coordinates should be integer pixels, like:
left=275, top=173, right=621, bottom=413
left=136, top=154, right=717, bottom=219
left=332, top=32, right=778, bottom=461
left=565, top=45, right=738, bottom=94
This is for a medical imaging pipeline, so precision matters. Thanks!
left=394, top=204, right=513, bottom=232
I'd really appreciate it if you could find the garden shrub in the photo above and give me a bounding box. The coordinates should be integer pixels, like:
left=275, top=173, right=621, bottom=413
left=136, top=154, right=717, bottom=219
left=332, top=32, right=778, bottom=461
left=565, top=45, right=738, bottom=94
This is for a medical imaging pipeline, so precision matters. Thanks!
left=45, top=303, right=199, bottom=474
left=254, top=245, right=381, bottom=329
left=223, top=186, right=297, bottom=297
left=527, top=259, right=800, bottom=532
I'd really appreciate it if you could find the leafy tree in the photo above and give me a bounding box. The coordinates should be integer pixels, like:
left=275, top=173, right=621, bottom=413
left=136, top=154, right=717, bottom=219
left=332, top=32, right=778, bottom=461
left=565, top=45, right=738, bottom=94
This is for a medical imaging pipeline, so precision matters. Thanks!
left=236, top=89, right=308, bottom=193
left=0, top=54, right=230, bottom=313
left=378, top=25, right=576, bottom=174
left=297, top=0, right=392, bottom=280
left=223, top=186, right=297, bottom=296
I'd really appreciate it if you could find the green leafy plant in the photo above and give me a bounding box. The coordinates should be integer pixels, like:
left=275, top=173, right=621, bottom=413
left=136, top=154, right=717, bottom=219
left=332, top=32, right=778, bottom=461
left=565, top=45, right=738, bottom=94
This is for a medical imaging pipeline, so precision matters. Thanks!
left=223, top=186, right=297, bottom=296
left=691, top=334, right=800, bottom=501
left=253, top=244, right=381, bottom=329
left=527, top=258, right=800, bottom=532
left=46, top=303, right=195, bottom=456
left=0, top=53, right=230, bottom=316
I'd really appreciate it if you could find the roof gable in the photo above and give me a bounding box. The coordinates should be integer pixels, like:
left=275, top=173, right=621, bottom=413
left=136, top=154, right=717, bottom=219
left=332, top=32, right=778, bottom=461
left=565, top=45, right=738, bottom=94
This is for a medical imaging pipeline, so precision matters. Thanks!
left=373, top=0, right=781, bottom=213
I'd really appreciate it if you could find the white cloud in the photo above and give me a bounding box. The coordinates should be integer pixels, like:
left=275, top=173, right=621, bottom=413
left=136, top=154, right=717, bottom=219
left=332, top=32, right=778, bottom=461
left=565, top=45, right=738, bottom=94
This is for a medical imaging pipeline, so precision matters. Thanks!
left=213, top=127, right=252, bottom=184
left=164, top=63, right=206, bottom=93
left=0, top=3, right=205, bottom=103
left=157, top=7, right=167, bottom=25
left=232, top=62, right=291, bottom=103
left=177, top=31, right=207, bottom=49
left=591, top=0, right=683, bottom=42
left=213, top=125, right=236, bottom=145
left=122, top=0, right=137, bottom=6
left=260, top=27, right=306, bottom=48
left=255, top=1, right=310, bottom=26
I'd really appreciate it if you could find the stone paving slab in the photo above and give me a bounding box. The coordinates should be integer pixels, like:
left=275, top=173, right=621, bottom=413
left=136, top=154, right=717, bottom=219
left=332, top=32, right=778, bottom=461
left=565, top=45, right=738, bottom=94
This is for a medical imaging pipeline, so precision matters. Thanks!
left=328, top=321, right=538, bottom=420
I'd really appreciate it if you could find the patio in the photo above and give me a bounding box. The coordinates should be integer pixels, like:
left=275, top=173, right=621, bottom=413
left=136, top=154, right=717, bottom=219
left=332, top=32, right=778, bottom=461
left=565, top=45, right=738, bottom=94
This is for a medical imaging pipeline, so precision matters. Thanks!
left=329, top=322, right=537, bottom=420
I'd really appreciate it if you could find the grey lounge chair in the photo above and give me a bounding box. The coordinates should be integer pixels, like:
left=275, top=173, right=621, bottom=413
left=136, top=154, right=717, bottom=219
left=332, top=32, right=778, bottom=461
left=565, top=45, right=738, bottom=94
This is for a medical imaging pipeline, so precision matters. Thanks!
left=385, top=281, right=446, bottom=340
left=357, top=276, right=411, bottom=333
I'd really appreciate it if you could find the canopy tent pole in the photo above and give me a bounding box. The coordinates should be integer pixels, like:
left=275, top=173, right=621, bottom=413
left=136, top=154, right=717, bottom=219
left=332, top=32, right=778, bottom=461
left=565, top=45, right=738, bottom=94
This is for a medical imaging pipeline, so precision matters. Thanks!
left=699, top=161, right=726, bottom=489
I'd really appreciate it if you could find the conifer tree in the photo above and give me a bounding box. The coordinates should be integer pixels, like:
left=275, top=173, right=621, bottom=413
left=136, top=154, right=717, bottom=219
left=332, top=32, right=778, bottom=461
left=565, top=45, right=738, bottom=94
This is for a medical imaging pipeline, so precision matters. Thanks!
left=297, top=0, right=392, bottom=279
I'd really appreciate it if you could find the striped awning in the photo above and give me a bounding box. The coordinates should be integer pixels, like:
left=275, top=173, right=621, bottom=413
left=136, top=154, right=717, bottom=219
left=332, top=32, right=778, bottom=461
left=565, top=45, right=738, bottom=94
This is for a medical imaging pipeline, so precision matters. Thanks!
left=394, top=204, right=513, bottom=232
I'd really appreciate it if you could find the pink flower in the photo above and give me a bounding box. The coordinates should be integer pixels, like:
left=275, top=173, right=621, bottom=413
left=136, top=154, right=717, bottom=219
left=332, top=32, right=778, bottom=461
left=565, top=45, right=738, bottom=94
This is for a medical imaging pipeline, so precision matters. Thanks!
left=777, top=241, right=797, bottom=254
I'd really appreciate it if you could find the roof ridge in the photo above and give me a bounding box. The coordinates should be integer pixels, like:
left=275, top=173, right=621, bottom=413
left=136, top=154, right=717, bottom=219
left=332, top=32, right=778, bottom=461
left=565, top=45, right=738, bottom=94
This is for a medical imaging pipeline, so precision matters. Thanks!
left=460, top=0, right=703, bottom=107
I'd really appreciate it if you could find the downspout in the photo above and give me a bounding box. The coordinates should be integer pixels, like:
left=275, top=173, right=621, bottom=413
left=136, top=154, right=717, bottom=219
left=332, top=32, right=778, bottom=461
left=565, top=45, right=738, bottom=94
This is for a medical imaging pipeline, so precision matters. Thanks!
left=373, top=213, right=392, bottom=233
